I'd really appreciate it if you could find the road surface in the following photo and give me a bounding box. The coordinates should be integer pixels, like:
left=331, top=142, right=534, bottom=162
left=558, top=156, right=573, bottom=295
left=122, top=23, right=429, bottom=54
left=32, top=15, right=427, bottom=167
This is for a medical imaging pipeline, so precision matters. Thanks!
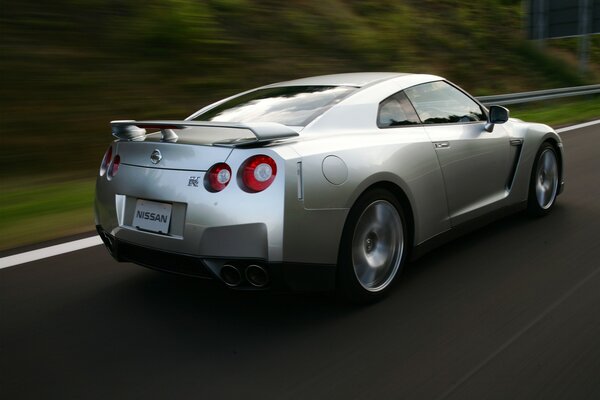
left=1, top=123, right=599, bottom=399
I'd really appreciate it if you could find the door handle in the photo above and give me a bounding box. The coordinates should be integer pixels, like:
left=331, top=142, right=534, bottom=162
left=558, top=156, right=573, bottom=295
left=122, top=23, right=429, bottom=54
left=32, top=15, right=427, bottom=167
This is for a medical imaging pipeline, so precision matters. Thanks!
left=434, top=141, right=450, bottom=149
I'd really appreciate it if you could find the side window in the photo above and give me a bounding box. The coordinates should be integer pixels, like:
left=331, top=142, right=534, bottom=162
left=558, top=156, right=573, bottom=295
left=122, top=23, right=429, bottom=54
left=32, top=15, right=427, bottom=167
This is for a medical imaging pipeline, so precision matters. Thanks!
left=404, top=81, right=485, bottom=124
left=377, top=91, right=420, bottom=128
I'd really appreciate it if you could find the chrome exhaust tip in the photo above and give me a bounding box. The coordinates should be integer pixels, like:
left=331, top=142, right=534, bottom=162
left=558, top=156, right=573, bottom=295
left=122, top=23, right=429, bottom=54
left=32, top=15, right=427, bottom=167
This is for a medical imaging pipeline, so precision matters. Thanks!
left=245, top=264, right=269, bottom=288
left=220, top=264, right=242, bottom=287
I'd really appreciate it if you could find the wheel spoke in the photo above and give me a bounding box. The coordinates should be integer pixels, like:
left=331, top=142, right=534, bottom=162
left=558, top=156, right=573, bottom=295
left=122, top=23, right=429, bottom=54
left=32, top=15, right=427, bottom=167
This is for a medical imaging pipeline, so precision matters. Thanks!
left=351, top=200, right=404, bottom=292
left=358, top=266, right=378, bottom=287
left=543, top=151, right=553, bottom=171
left=535, top=148, right=558, bottom=210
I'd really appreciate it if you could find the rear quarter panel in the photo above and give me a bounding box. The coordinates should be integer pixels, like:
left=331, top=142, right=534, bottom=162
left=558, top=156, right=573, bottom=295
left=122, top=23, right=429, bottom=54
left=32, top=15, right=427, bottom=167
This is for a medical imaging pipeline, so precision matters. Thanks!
left=284, top=126, right=451, bottom=263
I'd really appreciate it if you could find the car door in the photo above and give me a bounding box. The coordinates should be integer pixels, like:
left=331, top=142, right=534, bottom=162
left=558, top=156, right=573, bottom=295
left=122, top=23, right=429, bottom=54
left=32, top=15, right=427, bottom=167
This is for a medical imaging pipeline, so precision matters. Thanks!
left=404, top=81, right=511, bottom=225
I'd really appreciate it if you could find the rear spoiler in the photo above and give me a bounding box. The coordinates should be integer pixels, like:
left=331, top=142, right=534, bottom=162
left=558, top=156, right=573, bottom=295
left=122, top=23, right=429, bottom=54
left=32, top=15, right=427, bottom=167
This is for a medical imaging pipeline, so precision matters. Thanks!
left=110, top=120, right=299, bottom=145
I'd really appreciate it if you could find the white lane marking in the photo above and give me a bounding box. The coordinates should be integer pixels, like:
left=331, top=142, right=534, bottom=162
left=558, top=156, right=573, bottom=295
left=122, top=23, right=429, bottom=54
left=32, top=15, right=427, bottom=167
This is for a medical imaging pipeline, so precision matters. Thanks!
left=556, top=119, right=600, bottom=133
left=0, top=236, right=103, bottom=269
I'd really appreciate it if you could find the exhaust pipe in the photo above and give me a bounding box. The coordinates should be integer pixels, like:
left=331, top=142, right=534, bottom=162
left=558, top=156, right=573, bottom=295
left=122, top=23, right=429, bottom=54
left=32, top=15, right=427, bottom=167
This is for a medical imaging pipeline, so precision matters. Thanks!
left=220, top=264, right=242, bottom=287
left=245, top=265, right=269, bottom=288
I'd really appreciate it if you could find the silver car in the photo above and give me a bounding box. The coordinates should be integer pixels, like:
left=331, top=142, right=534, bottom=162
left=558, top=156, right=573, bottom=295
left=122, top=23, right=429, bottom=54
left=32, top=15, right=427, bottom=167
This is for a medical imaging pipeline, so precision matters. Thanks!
left=95, top=73, right=564, bottom=302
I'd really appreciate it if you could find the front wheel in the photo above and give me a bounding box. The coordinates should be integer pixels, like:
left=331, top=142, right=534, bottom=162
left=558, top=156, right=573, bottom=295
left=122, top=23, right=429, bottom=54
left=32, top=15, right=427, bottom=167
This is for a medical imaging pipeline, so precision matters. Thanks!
left=527, top=142, right=559, bottom=217
left=338, top=189, right=407, bottom=303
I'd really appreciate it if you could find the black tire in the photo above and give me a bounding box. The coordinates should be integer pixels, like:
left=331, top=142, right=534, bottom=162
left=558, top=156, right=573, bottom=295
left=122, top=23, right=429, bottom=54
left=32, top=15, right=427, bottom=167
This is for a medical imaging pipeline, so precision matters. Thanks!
left=337, top=188, right=408, bottom=304
left=527, top=142, right=560, bottom=217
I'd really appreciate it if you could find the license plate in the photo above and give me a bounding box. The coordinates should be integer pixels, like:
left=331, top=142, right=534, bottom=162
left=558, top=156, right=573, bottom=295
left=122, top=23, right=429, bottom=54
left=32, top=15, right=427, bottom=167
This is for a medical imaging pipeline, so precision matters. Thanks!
left=133, top=199, right=172, bottom=234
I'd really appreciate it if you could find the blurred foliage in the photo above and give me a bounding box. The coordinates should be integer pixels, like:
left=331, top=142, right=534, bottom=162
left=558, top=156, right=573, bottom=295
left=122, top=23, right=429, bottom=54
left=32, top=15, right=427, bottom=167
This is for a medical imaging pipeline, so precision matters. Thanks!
left=0, top=0, right=598, bottom=179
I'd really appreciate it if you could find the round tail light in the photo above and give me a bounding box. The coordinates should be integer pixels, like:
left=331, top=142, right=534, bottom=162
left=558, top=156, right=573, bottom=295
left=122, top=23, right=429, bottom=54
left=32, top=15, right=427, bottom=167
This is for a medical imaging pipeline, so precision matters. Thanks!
left=205, top=163, right=232, bottom=192
left=107, top=155, right=120, bottom=180
left=99, top=146, right=112, bottom=176
left=240, top=155, right=277, bottom=192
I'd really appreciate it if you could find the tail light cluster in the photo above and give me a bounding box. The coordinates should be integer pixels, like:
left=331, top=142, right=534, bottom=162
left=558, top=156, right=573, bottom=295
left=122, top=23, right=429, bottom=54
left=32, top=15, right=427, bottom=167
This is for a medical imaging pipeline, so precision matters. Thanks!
left=205, top=163, right=232, bottom=192
left=108, top=155, right=120, bottom=179
left=99, top=146, right=112, bottom=176
left=99, top=145, right=121, bottom=180
left=205, top=154, right=277, bottom=193
left=241, top=155, right=277, bottom=192
left=100, top=146, right=277, bottom=193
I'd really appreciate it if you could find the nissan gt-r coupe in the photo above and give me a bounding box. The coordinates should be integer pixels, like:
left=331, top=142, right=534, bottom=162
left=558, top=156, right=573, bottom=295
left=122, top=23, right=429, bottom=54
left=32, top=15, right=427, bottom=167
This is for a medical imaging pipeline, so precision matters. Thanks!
left=95, top=73, right=564, bottom=302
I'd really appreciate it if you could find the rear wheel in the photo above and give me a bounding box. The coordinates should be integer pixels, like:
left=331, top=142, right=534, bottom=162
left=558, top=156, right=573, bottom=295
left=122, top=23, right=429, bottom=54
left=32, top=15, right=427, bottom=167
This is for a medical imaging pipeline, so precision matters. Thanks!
left=527, top=142, right=559, bottom=216
left=338, top=189, right=407, bottom=303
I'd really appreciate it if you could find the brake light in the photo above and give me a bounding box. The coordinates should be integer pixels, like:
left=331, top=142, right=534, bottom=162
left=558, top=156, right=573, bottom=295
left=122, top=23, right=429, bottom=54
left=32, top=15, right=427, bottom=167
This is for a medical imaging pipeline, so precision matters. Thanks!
left=240, top=155, right=277, bottom=192
left=107, top=155, right=120, bottom=180
left=99, top=146, right=112, bottom=176
left=205, top=163, right=232, bottom=192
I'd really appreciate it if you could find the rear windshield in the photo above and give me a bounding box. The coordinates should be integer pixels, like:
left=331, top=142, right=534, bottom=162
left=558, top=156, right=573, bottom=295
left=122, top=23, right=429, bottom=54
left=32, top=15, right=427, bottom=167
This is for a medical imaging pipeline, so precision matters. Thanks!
left=192, top=85, right=357, bottom=126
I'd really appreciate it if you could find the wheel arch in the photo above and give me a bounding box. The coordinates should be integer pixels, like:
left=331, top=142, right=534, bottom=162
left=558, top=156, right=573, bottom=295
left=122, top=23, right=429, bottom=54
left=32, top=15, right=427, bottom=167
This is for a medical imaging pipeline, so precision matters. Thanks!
left=525, top=133, right=564, bottom=196
left=542, top=136, right=564, bottom=187
left=342, top=180, right=416, bottom=251
left=335, top=180, right=415, bottom=295
left=526, top=136, right=562, bottom=216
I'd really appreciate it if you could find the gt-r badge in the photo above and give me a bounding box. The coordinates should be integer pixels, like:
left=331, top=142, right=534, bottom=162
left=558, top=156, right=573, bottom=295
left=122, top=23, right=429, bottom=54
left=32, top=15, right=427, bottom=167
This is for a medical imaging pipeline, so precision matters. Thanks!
left=188, top=176, right=200, bottom=187
left=150, top=149, right=162, bottom=164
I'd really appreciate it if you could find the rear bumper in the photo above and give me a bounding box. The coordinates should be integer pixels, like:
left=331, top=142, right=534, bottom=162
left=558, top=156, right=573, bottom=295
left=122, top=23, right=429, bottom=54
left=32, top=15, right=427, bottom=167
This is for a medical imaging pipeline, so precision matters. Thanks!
left=97, top=226, right=336, bottom=292
left=95, top=163, right=286, bottom=260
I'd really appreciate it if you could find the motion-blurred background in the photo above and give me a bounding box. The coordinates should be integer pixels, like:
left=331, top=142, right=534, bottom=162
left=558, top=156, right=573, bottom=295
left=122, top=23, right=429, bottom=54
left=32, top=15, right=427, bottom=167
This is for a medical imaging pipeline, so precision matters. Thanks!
left=1, top=0, right=599, bottom=249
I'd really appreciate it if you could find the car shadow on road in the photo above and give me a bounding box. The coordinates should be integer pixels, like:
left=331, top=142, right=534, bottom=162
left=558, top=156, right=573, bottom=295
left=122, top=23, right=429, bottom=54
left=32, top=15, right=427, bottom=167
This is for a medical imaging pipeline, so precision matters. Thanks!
left=402, top=204, right=571, bottom=284
left=68, top=204, right=574, bottom=351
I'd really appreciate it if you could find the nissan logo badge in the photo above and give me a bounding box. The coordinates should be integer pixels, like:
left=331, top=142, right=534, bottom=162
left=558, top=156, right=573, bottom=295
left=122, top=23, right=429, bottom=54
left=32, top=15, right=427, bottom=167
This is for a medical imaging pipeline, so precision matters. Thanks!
left=150, top=149, right=162, bottom=164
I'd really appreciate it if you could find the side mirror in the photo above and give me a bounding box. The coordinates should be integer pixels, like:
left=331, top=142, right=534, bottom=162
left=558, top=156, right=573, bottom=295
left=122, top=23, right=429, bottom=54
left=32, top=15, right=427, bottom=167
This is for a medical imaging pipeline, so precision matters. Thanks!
left=485, top=105, right=509, bottom=132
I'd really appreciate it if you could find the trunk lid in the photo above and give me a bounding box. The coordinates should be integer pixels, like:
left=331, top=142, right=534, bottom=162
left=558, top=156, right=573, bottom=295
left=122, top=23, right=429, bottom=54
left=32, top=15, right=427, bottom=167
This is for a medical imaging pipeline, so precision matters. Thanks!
left=116, top=134, right=233, bottom=171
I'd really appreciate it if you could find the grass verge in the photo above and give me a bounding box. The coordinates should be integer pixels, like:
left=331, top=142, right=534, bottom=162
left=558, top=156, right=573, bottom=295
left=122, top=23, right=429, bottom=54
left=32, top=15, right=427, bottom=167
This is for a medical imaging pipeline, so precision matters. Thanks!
left=1, top=98, right=598, bottom=251
left=509, top=96, right=600, bottom=127
left=0, top=178, right=96, bottom=251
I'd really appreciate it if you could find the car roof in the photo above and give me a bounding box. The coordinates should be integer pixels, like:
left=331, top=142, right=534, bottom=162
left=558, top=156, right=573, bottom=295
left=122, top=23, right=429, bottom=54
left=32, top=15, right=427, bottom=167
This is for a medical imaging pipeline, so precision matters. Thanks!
left=266, top=72, right=411, bottom=88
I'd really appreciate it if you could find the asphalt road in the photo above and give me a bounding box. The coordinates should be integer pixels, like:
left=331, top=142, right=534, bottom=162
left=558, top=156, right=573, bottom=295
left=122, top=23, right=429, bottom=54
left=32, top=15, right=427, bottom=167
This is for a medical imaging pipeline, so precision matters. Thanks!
left=2, top=124, right=600, bottom=400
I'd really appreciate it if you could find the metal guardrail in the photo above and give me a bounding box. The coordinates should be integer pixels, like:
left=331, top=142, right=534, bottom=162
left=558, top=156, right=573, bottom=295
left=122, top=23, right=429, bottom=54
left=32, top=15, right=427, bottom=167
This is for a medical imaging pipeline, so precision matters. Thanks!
left=477, top=84, right=600, bottom=105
